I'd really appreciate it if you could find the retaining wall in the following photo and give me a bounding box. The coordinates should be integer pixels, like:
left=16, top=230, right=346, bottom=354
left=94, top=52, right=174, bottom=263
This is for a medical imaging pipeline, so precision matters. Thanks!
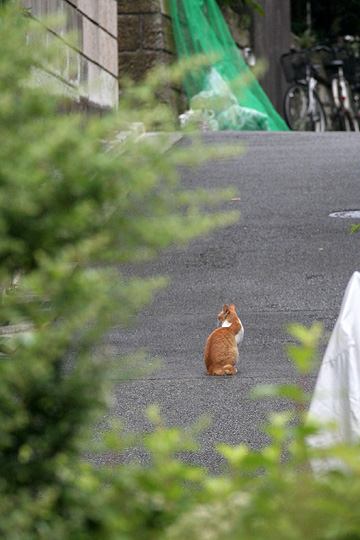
left=23, top=0, right=119, bottom=110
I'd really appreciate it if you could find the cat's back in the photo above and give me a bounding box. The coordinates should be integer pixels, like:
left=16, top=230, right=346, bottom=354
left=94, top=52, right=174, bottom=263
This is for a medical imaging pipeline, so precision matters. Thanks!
left=206, top=326, right=235, bottom=346
left=204, top=326, right=237, bottom=361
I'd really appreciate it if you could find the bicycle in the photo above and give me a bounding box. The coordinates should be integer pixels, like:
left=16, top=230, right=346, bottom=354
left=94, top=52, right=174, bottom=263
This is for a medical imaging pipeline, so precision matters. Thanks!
left=281, top=46, right=327, bottom=131
left=323, top=41, right=360, bottom=131
left=336, top=36, right=360, bottom=129
left=281, top=44, right=360, bottom=131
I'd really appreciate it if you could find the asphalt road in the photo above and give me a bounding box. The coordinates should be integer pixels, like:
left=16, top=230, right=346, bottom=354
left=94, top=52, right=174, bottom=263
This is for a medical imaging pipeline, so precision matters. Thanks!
left=107, top=132, right=360, bottom=472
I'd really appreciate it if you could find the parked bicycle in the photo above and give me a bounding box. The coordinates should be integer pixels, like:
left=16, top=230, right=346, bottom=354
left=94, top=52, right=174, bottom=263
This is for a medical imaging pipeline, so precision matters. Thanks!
left=338, top=36, right=360, bottom=128
left=281, top=45, right=328, bottom=131
left=281, top=43, right=360, bottom=131
left=324, top=41, right=359, bottom=131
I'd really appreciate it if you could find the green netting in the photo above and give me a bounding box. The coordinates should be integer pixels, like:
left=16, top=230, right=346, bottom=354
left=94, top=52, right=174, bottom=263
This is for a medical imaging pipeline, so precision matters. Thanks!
left=170, top=0, right=288, bottom=131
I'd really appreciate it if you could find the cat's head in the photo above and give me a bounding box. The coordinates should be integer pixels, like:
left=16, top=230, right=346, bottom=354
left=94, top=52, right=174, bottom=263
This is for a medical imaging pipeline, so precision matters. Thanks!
left=217, top=304, right=237, bottom=326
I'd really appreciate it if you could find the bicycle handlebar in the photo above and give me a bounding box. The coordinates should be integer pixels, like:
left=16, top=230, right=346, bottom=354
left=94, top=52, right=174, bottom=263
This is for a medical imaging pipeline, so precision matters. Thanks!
left=310, top=44, right=333, bottom=54
left=285, top=44, right=333, bottom=58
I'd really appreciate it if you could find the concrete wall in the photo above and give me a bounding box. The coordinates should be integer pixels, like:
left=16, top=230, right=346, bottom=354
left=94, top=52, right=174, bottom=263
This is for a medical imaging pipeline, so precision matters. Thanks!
left=23, top=0, right=119, bottom=110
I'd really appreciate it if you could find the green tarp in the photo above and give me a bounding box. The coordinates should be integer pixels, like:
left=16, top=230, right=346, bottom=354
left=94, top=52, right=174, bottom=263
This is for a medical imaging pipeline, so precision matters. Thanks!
left=170, top=0, right=288, bottom=131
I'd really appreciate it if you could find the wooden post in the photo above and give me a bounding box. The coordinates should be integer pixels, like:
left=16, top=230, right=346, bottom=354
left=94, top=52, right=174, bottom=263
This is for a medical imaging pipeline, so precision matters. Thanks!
left=252, top=0, right=291, bottom=116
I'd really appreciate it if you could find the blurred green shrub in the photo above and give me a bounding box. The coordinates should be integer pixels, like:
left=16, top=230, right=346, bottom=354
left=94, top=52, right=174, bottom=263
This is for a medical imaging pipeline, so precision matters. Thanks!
left=0, top=3, right=237, bottom=538
left=350, top=224, right=360, bottom=234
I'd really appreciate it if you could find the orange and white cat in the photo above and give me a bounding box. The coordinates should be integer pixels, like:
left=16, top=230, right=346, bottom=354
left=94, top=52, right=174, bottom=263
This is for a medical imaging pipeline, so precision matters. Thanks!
left=204, top=304, right=244, bottom=376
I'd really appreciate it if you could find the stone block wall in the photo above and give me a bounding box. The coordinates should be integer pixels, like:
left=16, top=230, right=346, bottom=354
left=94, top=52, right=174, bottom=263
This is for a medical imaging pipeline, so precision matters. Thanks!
left=117, top=0, right=185, bottom=111
left=117, top=0, right=174, bottom=82
left=23, top=0, right=119, bottom=110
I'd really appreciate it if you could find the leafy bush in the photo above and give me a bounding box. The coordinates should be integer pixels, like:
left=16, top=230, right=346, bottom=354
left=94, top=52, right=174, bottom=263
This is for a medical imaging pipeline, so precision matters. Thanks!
left=0, top=4, right=236, bottom=538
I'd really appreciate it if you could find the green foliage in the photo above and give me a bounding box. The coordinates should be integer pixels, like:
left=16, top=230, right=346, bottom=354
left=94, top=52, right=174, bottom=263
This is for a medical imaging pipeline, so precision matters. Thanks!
left=291, top=0, right=360, bottom=40
left=218, top=0, right=265, bottom=16
left=287, top=321, right=323, bottom=374
left=0, top=4, right=238, bottom=538
left=294, top=29, right=317, bottom=49
left=350, top=223, right=360, bottom=234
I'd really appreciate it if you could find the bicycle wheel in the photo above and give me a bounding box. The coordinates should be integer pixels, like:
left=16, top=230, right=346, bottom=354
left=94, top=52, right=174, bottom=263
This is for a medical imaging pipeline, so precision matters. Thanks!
left=284, top=84, right=326, bottom=131
left=340, top=111, right=360, bottom=131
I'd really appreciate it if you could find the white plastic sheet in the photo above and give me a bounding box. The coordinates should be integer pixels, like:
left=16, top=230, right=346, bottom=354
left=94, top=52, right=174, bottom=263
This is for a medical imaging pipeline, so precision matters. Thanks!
left=179, top=68, right=269, bottom=132
left=308, top=271, right=360, bottom=469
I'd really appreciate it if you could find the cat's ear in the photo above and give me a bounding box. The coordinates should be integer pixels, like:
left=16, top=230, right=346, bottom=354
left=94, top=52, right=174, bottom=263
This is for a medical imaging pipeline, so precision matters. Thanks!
left=223, top=304, right=229, bottom=312
left=229, top=304, right=236, bottom=311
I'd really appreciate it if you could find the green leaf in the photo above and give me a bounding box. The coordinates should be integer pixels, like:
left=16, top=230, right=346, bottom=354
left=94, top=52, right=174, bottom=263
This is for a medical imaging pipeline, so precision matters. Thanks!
left=217, top=443, right=249, bottom=466
left=350, top=223, right=360, bottom=234
left=252, top=383, right=306, bottom=402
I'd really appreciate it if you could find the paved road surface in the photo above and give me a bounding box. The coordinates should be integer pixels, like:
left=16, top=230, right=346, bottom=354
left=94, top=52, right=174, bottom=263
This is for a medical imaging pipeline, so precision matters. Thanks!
left=107, top=132, right=360, bottom=472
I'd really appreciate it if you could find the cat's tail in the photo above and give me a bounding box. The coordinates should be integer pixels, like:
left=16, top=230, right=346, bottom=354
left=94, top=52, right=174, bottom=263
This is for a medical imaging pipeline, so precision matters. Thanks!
left=222, top=364, right=237, bottom=375
left=208, top=365, right=237, bottom=376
